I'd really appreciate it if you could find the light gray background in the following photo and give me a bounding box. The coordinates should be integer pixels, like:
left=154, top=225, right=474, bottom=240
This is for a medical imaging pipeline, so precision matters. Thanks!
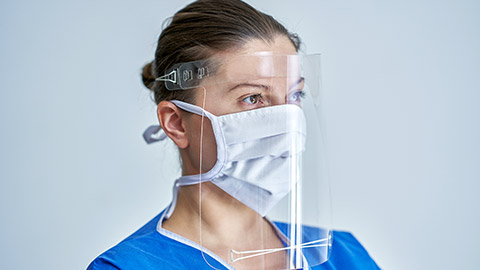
left=1, top=0, right=479, bottom=269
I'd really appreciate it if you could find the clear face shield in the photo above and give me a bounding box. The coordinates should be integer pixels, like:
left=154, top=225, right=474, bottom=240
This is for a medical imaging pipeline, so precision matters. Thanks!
left=150, top=53, right=332, bottom=269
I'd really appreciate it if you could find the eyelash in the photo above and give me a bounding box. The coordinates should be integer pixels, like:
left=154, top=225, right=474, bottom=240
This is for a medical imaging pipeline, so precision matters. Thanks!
left=241, top=91, right=306, bottom=105
left=288, top=90, right=306, bottom=102
left=242, top=94, right=263, bottom=105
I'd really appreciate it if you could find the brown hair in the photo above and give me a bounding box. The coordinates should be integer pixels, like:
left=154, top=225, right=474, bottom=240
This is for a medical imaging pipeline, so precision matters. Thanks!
left=142, top=0, right=301, bottom=104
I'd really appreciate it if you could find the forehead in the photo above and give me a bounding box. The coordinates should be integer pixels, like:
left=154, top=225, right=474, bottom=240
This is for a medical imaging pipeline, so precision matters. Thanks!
left=211, top=36, right=300, bottom=81
left=235, top=36, right=297, bottom=55
left=213, top=53, right=302, bottom=83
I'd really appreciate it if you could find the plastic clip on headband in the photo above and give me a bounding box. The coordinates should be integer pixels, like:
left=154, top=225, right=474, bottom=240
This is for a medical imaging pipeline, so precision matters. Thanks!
left=155, top=69, right=177, bottom=84
left=155, top=60, right=210, bottom=91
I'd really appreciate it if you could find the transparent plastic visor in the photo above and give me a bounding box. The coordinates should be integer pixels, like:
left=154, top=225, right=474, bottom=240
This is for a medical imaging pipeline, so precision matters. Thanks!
left=156, top=53, right=331, bottom=270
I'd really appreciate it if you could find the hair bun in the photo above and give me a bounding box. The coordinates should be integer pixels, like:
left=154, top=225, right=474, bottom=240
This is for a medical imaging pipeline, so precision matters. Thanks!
left=142, top=61, right=156, bottom=91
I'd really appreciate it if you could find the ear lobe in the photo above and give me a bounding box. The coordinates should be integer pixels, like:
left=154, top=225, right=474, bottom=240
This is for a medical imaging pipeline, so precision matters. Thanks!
left=157, top=101, right=189, bottom=149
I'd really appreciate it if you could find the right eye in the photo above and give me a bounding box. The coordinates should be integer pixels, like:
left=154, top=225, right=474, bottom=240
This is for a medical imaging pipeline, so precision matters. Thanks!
left=242, top=94, right=262, bottom=104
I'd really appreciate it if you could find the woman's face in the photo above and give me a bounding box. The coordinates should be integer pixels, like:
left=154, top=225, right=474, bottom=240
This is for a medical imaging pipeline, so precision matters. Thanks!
left=182, top=35, right=301, bottom=175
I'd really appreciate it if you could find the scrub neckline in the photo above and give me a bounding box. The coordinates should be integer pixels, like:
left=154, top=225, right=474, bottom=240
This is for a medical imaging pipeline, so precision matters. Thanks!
left=155, top=203, right=297, bottom=270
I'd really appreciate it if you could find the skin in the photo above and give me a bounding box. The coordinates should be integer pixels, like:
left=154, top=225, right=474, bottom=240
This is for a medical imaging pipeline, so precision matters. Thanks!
left=157, top=35, right=302, bottom=269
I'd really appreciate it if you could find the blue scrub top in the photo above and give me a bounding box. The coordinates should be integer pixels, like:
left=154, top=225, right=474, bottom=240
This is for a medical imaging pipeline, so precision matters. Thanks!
left=88, top=209, right=380, bottom=270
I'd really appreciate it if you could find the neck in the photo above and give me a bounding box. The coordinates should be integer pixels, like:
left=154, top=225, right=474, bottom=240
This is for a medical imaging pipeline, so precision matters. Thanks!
left=162, top=181, right=289, bottom=269
left=162, top=182, right=270, bottom=245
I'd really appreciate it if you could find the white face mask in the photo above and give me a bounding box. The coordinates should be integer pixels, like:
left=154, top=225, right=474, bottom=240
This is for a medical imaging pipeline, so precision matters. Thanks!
left=144, top=100, right=307, bottom=217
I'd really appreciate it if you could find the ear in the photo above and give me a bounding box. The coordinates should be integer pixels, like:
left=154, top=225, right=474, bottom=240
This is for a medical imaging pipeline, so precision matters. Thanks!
left=157, top=101, right=189, bottom=149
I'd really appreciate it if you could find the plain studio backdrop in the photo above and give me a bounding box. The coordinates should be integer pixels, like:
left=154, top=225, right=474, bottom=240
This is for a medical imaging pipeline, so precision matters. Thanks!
left=1, top=0, right=479, bottom=269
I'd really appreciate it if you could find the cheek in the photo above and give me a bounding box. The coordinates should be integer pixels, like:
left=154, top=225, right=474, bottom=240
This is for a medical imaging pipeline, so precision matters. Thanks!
left=203, top=88, right=241, bottom=115
left=187, top=116, right=218, bottom=173
left=199, top=120, right=218, bottom=172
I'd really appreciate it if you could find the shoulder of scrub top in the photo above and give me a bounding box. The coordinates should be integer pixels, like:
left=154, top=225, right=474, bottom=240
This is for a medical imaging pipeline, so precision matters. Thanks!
left=86, top=211, right=229, bottom=270
left=273, top=222, right=381, bottom=270
left=87, top=212, right=171, bottom=270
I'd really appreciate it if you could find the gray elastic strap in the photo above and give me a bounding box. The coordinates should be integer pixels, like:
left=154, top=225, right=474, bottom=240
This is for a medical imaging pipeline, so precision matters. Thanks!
left=143, top=125, right=167, bottom=144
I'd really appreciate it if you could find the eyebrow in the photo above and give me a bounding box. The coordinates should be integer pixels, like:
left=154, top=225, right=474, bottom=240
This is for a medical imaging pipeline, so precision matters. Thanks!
left=228, top=77, right=305, bottom=92
left=293, top=77, right=305, bottom=88
left=228, top=83, right=269, bottom=92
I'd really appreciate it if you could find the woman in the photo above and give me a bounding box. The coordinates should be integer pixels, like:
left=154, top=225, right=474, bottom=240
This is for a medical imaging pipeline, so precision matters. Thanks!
left=88, top=0, right=380, bottom=269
